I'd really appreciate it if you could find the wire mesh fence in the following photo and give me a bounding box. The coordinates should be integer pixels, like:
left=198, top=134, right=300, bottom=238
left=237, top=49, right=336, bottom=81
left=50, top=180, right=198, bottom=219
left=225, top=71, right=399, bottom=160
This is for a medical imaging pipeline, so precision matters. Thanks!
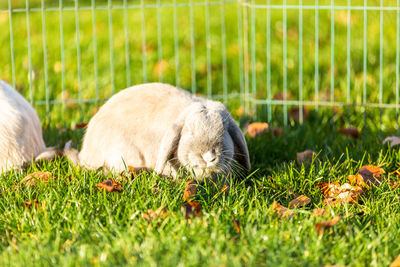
left=1, top=0, right=399, bottom=132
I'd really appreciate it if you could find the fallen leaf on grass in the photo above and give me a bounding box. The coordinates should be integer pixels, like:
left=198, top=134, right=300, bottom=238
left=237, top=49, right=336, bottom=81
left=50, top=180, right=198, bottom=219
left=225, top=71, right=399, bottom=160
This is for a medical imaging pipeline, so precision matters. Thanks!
left=247, top=122, right=269, bottom=138
left=390, top=254, right=400, bottom=267
left=271, top=201, right=294, bottom=219
left=317, top=182, right=363, bottom=206
left=20, top=172, right=54, bottom=187
left=383, top=136, right=400, bottom=147
left=392, top=181, right=400, bottom=189
left=183, top=179, right=197, bottom=202
left=289, top=107, right=309, bottom=122
left=96, top=180, right=122, bottom=193
left=142, top=206, right=168, bottom=221
left=288, top=195, right=311, bottom=209
left=296, top=150, right=316, bottom=165
left=315, top=216, right=340, bottom=235
left=347, top=174, right=368, bottom=188
left=312, top=208, right=327, bottom=218
left=338, top=127, right=360, bottom=138
left=220, top=184, right=229, bottom=196
left=182, top=201, right=202, bottom=219
left=357, top=165, right=385, bottom=186
left=22, top=199, right=40, bottom=209
left=232, top=216, right=241, bottom=233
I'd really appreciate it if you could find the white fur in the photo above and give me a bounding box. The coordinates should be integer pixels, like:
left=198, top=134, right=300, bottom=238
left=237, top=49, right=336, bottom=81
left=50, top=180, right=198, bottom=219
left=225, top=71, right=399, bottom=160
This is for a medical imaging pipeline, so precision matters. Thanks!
left=0, top=80, right=54, bottom=173
left=67, top=83, right=250, bottom=179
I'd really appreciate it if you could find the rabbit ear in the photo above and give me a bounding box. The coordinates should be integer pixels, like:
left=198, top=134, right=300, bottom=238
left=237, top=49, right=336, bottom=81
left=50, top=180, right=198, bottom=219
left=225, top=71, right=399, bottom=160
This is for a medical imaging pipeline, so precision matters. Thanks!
left=155, top=113, right=186, bottom=175
left=228, top=117, right=251, bottom=171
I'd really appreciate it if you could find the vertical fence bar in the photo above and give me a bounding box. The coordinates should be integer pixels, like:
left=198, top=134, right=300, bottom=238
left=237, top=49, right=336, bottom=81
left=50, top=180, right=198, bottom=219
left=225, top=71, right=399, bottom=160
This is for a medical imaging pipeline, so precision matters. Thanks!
left=221, top=2, right=228, bottom=104
left=283, top=0, right=287, bottom=125
left=75, top=0, right=82, bottom=116
left=243, top=2, right=249, bottom=113
left=8, top=0, right=15, bottom=89
left=299, top=0, right=303, bottom=123
left=123, top=0, right=131, bottom=87
left=91, top=0, right=99, bottom=105
left=266, top=0, right=271, bottom=122
left=330, top=0, right=335, bottom=121
left=250, top=0, right=256, bottom=114
left=26, top=0, right=33, bottom=104
left=379, top=0, right=383, bottom=130
left=206, top=0, right=212, bottom=97
left=141, top=0, right=147, bottom=82
left=363, top=0, right=367, bottom=131
left=157, top=0, right=163, bottom=83
left=190, top=0, right=197, bottom=94
left=315, top=0, right=319, bottom=114
left=346, top=0, right=351, bottom=109
left=237, top=0, right=244, bottom=109
left=59, top=0, right=66, bottom=120
left=41, top=0, right=49, bottom=115
left=108, top=0, right=115, bottom=94
left=397, top=0, right=400, bottom=133
left=173, top=0, right=180, bottom=87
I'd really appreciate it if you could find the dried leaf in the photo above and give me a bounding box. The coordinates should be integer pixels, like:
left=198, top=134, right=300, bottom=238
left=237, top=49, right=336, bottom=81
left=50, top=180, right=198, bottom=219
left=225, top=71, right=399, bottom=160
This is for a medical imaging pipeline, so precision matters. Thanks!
left=289, top=107, right=309, bottom=122
left=182, top=201, right=202, bottom=219
left=392, top=181, right=400, bottom=189
left=317, top=182, right=363, bottom=206
left=247, top=122, right=269, bottom=138
left=20, top=172, right=54, bottom=187
left=142, top=206, right=168, bottom=221
left=183, top=179, right=197, bottom=202
left=296, top=150, right=316, bottom=165
left=357, top=165, right=385, bottom=185
left=75, top=122, right=87, bottom=129
left=315, top=216, right=340, bottom=235
left=22, top=199, right=40, bottom=209
left=338, top=127, right=360, bottom=138
left=383, top=136, right=400, bottom=147
left=288, top=195, right=311, bottom=209
left=96, top=179, right=122, bottom=193
left=232, top=216, right=241, bottom=233
left=271, top=201, right=294, bottom=219
left=312, top=208, right=327, bottom=218
left=390, top=254, right=400, bottom=267
left=347, top=174, right=368, bottom=188
left=220, top=184, right=229, bottom=196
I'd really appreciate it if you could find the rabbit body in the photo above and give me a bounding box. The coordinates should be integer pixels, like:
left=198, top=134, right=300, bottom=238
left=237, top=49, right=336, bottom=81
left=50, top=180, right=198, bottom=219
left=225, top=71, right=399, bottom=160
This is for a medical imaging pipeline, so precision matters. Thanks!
left=0, top=80, right=52, bottom=173
left=77, top=83, right=250, bottom=179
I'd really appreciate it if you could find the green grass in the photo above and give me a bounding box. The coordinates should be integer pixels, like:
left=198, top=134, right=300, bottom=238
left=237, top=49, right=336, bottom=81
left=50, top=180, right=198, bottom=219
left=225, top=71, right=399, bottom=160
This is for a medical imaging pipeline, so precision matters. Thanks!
left=1, top=120, right=400, bottom=266
left=1, top=0, right=400, bottom=266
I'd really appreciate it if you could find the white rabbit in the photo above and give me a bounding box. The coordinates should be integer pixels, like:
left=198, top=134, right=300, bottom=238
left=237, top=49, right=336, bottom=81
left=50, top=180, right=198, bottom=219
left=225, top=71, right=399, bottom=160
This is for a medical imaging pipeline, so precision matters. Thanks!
left=65, top=83, right=250, bottom=180
left=0, top=80, right=56, bottom=173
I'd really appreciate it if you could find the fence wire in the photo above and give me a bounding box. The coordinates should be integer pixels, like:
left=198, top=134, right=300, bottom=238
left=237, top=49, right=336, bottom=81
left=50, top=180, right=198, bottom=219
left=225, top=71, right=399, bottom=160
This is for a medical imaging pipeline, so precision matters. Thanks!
left=1, top=0, right=399, bottom=132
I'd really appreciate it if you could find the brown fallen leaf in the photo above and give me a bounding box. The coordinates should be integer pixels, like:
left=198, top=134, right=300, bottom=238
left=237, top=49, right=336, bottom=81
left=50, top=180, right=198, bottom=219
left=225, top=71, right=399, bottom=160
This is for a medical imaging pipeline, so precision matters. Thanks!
left=357, top=165, right=385, bottom=186
left=317, top=182, right=363, bottom=206
left=315, top=216, right=340, bottom=235
left=271, top=201, right=294, bottom=219
left=338, top=127, right=360, bottom=138
left=392, top=181, right=400, bottom=189
left=289, top=107, right=309, bottom=122
left=96, top=179, right=122, bottom=193
left=297, top=150, right=316, bottom=165
left=312, top=208, right=327, bottom=218
left=390, top=254, right=400, bottom=267
left=182, top=201, right=202, bottom=219
left=20, top=172, right=54, bottom=187
left=142, top=206, right=168, bottom=221
left=288, top=195, right=311, bottom=209
left=183, top=180, right=197, bottom=202
left=75, top=122, right=87, bottom=129
left=232, top=216, right=241, bottom=233
left=347, top=174, right=368, bottom=188
left=22, top=199, right=40, bottom=209
left=220, top=184, right=229, bottom=196
left=247, top=122, right=269, bottom=138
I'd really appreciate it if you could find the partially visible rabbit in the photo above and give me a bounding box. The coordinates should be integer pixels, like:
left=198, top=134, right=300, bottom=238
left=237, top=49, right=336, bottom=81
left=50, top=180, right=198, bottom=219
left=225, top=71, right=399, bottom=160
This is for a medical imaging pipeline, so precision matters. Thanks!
left=0, top=80, right=57, bottom=173
left=65, top=83, right=250, bottom=180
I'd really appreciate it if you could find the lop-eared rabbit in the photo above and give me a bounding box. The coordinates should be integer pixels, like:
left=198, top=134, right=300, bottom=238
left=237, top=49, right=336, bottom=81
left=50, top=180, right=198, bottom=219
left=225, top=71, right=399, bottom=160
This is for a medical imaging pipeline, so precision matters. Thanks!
left=65, top=83, right=250, bottom=180
left=0, top=80, right=56, bottom=173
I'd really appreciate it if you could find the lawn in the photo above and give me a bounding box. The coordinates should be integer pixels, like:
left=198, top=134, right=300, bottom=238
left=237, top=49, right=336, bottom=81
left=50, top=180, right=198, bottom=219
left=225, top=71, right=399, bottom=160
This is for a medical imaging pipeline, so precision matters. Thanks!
left=1, top=0, right=400, bottom=266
